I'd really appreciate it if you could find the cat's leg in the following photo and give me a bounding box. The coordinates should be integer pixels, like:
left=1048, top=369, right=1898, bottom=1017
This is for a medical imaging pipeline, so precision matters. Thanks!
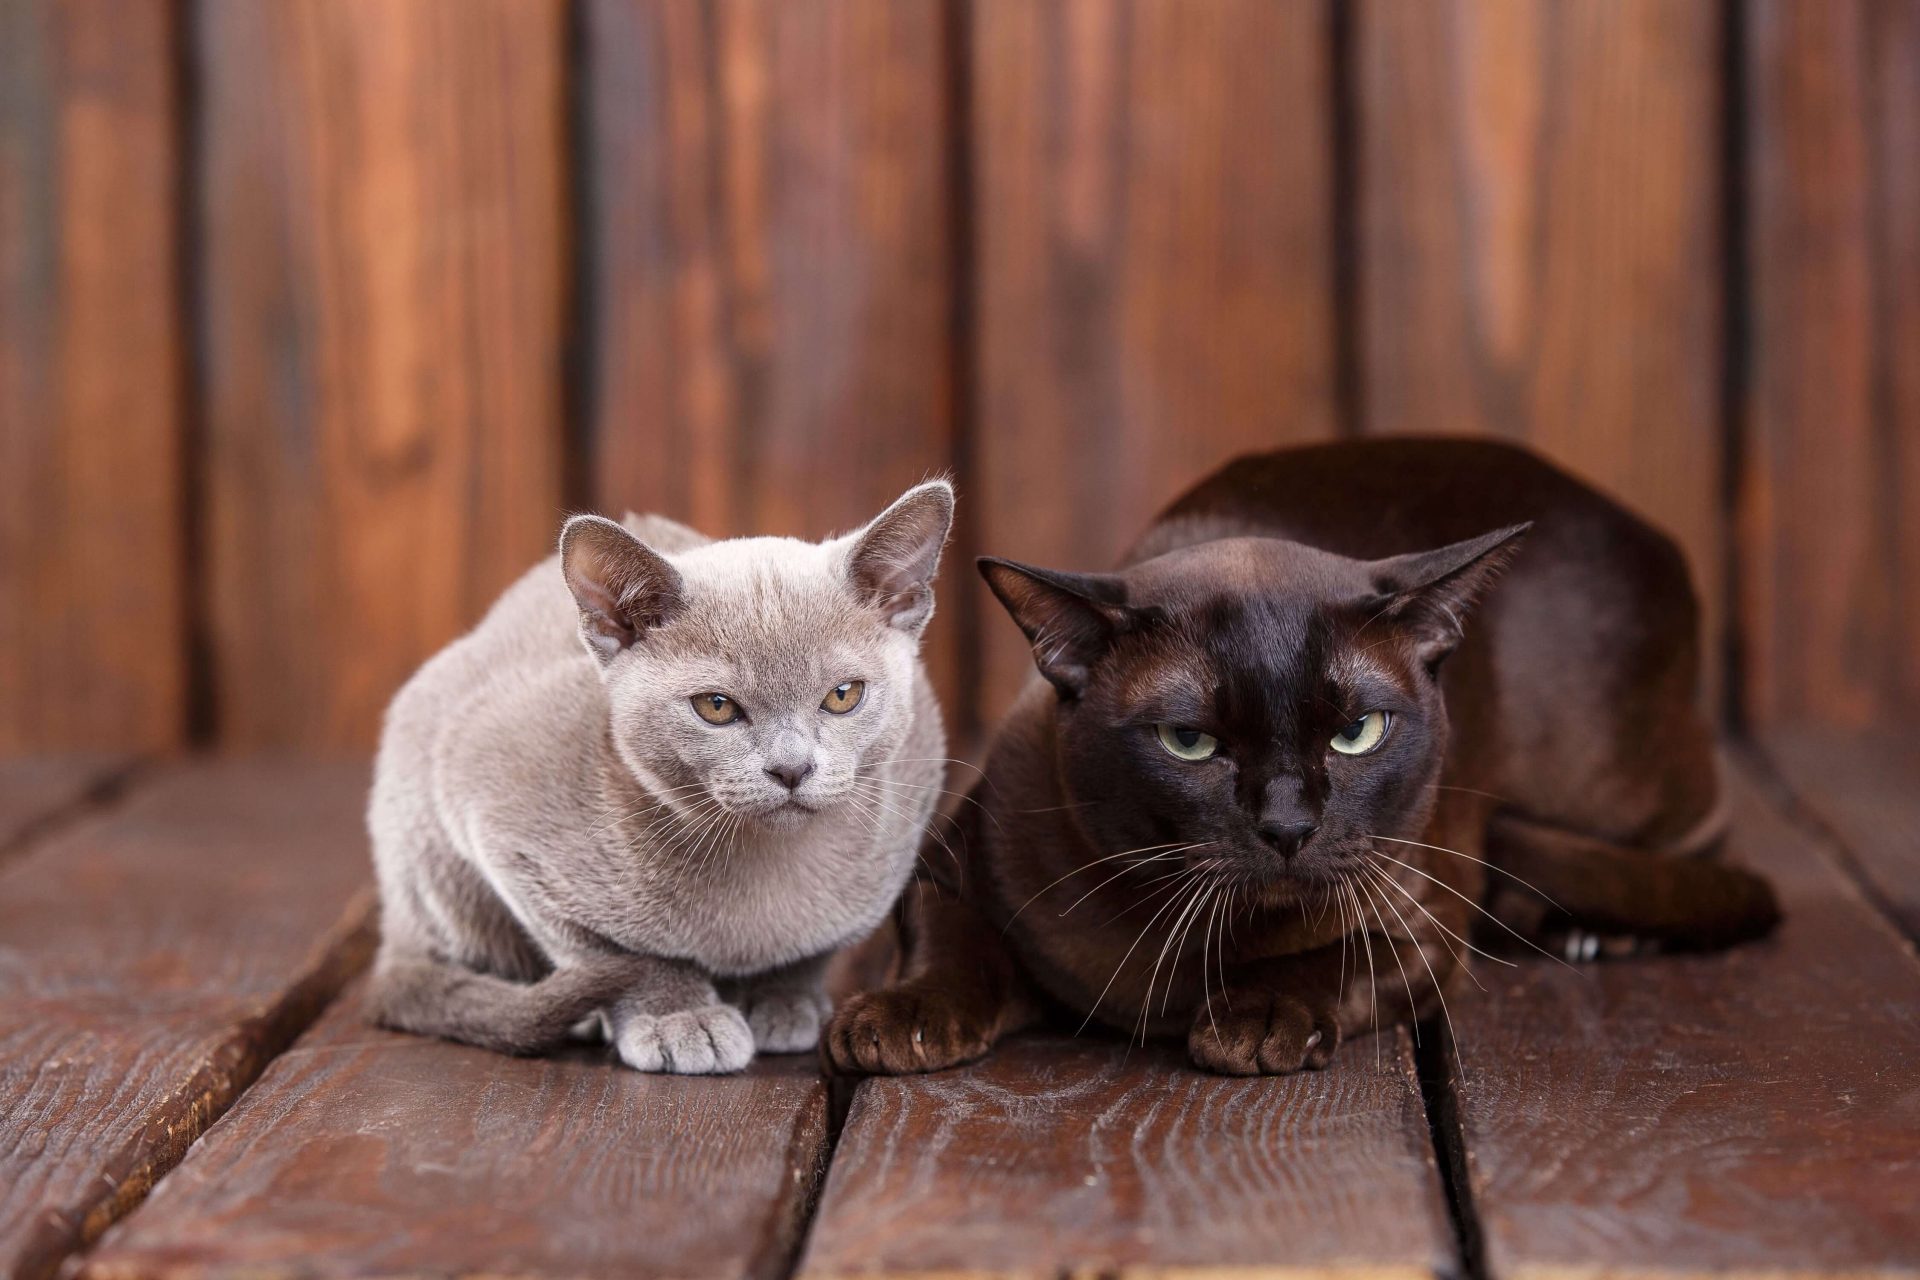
left=366, top=947, right=645, bottom=1055
left=726, top=954, right=834, bottom=1054
left=824, top=879, right=1040, bottom=1075
left=1483, top=811, right=1780, bottom=955
left=601, top=957, right=754, bottom=1075
left=1186, top=909, right=1465, bottom=1076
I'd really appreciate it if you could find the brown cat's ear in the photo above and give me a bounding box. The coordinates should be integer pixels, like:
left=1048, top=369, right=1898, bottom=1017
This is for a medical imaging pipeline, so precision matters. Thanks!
left=1368, top=523, right=1531, bottom=668
left=845, top=480, right=956, bottom=635
left=560, top=515, right=686, bottom=660
left=978, top=557, right=1130, bottom=698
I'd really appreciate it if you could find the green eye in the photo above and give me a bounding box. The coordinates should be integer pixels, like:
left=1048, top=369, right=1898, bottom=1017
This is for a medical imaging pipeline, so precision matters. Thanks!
left=1331, top=710, right=1390, bottom=756
left=1156, top=724, right=1218, bottom=761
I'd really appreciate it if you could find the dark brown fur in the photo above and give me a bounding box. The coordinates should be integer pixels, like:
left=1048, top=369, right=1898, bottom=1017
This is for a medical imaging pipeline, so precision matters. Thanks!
left=825, top=439, right=1779, bottom=1077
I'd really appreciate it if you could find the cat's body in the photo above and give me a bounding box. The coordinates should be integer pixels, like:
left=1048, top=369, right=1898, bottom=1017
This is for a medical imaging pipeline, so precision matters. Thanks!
left=371, top=486, right=953, bottom=1073
left=827, top=441, right=1777, bottom=1076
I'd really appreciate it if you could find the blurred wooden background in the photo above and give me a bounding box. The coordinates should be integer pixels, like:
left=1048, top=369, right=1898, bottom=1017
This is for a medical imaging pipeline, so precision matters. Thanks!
left=2, top=0, right=1914, bottom=755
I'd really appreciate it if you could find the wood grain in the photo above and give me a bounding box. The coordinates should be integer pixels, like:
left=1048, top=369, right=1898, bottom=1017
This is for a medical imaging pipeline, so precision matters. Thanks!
left=85, top=987, right=831, bottom=1280
left=198, top=0, right=568, bottom=749
left=1741, top=0, right=1920, bottom=728
left=1763, top=727, right=1920, bottom=943
left=0, top=761, right=374, bottom=1280
left=1359, top=0, right=1725, bottom=703
left=0, top=755, right=125, bottom=859
left=585, top=0, right=966, bottom=725
left=1443, top=763, right=1920, bottom=1276
left=799, top=1033, right=1453, bottom=1280
left=970, top=0, right=1339, bottom=719
left=0, top=0, right=185, bottom=752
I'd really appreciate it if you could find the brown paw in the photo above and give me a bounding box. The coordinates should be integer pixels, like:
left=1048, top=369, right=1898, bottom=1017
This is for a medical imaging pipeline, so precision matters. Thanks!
left=1188, top=990, right=1340, bottom=1075
left=823, top=983, right=995, bottom=1075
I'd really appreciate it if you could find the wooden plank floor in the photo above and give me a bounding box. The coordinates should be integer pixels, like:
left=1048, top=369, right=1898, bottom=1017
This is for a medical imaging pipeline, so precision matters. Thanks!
left=1762, top=728, right=1920, bottom=942
left=0, top=745, right=1915, bottom=1279
left=0, top=761, right=372, bottom=1280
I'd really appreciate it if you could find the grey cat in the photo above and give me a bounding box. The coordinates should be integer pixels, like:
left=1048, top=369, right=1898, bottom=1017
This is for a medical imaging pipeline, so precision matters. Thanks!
left=366, top=481, right=954, bottom=1074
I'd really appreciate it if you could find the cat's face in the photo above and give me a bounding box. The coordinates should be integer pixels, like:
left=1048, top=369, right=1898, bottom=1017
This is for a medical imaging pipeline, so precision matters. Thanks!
left=981, top=527, right=1525, bottom=902
left=560, top=483, right=953, bottom=825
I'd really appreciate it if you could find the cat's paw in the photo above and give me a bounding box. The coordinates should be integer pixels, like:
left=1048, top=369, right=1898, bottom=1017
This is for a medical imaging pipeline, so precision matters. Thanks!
left=743, top=987, right=832, bottom=1054
left=823, top=984, right=993, bottom=1075
left=1188, top=990, right=1340, bottom=1075
left=615, top=1004, right=753, bottom=1074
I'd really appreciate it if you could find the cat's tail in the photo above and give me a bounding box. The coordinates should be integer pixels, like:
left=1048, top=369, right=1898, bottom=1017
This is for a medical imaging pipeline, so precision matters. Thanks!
left=1481, top=810, right=1780, bottom=956
left=366, top=949, right=638, bottom=1055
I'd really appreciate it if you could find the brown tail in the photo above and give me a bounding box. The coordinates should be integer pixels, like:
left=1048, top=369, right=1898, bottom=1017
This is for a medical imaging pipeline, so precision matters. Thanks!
left=1482, top=811, right=1780, bottom=953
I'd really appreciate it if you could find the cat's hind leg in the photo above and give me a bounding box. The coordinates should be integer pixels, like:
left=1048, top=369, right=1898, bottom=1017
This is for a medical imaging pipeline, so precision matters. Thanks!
left=1482, top=811, right=1780, bottom=956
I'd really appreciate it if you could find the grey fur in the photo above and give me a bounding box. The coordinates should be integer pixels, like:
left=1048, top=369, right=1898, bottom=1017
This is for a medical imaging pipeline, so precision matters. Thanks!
left=367, top=483, right=954, bottom=1073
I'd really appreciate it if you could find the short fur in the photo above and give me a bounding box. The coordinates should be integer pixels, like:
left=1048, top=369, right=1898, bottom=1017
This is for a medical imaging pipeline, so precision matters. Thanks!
left=825, top=441, right=1778, bottom=1077
left=368, top=482, right=954, bottom=1073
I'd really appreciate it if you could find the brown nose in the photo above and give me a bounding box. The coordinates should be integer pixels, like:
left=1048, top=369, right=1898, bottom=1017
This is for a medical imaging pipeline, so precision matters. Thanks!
left=1257, top=820, right=1318, bottom=858
left=765, top=760, right=814, bottom=790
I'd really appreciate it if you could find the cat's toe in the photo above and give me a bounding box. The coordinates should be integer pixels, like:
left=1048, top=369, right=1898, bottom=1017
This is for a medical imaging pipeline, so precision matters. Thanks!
left=823, top=985, right=991, bottom=1075
left=746, top=989, right=832, bottom=1054
left=616, top=1004, right=753, bottom=1074
left=1189, top=993, right=1339, bottom=1076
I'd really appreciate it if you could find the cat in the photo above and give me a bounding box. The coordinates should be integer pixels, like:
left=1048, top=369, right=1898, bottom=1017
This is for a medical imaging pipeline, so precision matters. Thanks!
left=824, top=440, right=1778, bottom=1077
left=366, top=481, right=954, bottom=1074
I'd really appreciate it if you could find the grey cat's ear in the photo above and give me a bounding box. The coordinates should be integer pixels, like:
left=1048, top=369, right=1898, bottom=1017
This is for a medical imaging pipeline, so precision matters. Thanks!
left=1367, top=523, right=1531, bottom=667
left=560, top=515, right=686, bottom=660
left=978, top=557, right=1130, bottom=698
left=844, top=480, right=956, bottom=635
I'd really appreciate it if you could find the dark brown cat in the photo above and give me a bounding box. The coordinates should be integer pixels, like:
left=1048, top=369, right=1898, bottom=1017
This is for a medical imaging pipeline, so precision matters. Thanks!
left=825, top=439, right=1779, bottom=1076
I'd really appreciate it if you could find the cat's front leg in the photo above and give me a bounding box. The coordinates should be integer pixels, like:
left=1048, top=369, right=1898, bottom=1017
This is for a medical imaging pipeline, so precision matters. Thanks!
left=601, top=955, right=754, bottom=1075
left=1187, top=943, right=1348, bottom=1075
left=727, top=954, right=833, bottom=1054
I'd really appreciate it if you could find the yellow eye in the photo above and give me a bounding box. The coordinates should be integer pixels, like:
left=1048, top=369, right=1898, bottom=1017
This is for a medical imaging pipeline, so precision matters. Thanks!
left=821, top=680, right=866, bottom=714
left=1331, top=710, right=1389, bottom=756
left=1156, top=724, right=1218, bottom=761
left=691, top=692, right=741, bottom=725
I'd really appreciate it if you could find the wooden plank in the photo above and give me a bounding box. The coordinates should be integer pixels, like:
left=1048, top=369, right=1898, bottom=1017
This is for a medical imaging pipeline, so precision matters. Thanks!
left=971, top=0, right=1339, bottom=718
left=1358, top=0, right=1725, bottom=701
left=0, top=0, right=185, bottom=752
left=1763, top=728, right=1920, bottom=942
left=84, top=987, right=831, bottom=1280
left=799, top=1033, right=1454, bottom=1280
left=0, top=756, right=126, bottom=858
left=585, top=0, right=967, bottom=728
left=1741, top=0, right=1920, bottom=728
left=0, top=761, right=374, bottom=1280
left=1444, top=764, right=1920, bottom=1277
left=198, top=0, right=568, bottom=749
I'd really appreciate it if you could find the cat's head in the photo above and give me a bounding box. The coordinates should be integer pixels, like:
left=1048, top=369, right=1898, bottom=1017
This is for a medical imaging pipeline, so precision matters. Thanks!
left=980, top=526, right=1527, bottom=900
left=559, top=481, right=953, bottom=824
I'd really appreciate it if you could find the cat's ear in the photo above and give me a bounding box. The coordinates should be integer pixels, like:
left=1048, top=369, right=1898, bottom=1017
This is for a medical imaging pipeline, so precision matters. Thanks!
left=560, top=515, right=686, bottom=660
left=978, top=557, right=1130, bottom=698
left=843, top=480, right=956, bottom=635
left=1367, top=523, right=1531, bottom=668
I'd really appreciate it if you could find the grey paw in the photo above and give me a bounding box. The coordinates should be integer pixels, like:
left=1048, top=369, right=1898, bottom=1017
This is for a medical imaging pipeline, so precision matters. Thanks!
left=615, top=1004, right=753, bottom=1074
left=744, top=987, right=832, bottom=1054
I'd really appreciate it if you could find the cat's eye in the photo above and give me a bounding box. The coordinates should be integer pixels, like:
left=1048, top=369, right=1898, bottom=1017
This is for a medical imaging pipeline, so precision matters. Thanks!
left=1331, top=710, right=1390, bottom=756
left=691, top=692, right=742, bottom=725
left=821, top=680, right=866, bottom=714
left=1156, top=724, right=1218, bottom=761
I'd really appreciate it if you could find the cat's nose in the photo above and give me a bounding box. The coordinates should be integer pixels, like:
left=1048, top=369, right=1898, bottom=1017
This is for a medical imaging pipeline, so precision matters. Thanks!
left=765, top=760, right=814, bottom=791
left=1257, top=820, right=1318, bottom=858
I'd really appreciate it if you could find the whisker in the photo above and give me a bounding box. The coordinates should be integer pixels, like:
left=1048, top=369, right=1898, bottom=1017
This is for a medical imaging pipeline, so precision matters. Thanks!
left=1366, top=862, right=1508, bottom=977
left=1367, top=833, right=1565, bottom=912
left=1002, top=840, right=1206, bottom=928
left=1366, top=846, right=1577, bottom=970
left=1079, top=867, right=1206, bottom=1038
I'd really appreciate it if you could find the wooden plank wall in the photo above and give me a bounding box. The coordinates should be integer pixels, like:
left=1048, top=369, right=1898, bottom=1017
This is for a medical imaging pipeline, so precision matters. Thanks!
left=2, top=0, right=1917, bottom=752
